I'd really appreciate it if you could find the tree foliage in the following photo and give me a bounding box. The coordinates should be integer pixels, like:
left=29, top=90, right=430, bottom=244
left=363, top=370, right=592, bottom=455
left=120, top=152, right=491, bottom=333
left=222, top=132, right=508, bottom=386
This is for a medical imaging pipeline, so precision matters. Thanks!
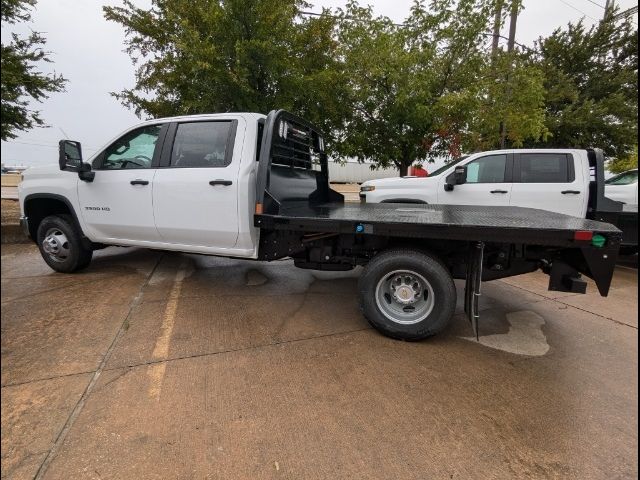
left=0, top=0, right=66, bottom=141
left=332, top=0, right=548, bottom=174
left=104, top=0, right=637, bottom=173
left=469, top=51, right=548, bottom=151
left=533, top=14, right=638, bottom=158
left=607, top=146, right=638, bottom=174
left=333, top=0, right=487, bottom=174
left=103, top=0, right=347, bottom=136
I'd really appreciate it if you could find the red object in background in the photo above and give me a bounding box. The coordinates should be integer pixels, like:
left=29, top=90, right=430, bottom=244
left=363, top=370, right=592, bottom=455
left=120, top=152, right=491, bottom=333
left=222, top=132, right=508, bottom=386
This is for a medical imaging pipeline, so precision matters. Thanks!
left=407, top=166, right=428, bottom=177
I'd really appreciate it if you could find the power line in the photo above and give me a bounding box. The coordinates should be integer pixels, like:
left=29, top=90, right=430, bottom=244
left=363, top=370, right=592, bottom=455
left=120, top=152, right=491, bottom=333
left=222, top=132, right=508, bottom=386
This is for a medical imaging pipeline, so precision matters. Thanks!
left=299, top=10, right=534, bottom=51
left=612, top=6, right=639, bottom=24
left=581, top=0, right=606, bottom=9
left=3, top=140, right=97, bottom=151
left=299, top=10, right=405, bottom=27
left=558, top=0, right=599, bottom=21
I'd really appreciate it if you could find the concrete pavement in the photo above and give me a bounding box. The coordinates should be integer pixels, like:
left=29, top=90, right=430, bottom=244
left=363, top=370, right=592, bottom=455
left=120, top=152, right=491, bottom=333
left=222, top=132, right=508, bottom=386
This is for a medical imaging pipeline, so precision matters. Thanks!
left=1, top=244, right=637, bottom=479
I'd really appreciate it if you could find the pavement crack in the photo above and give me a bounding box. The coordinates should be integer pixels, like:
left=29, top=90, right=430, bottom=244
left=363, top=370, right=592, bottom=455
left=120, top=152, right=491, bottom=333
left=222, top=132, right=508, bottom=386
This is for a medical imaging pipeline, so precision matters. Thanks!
left=552, top=300, right=638, bottom=329
left=96, top=367, right=132, bottom=392
left=31, top=254, right=164, bottom=480
left=1, top=369, right=97, bottom=389
left=1, top=273, right=133, bottom=305
left=496, top=279, right=638, bottom=330
left=105, top=326, right=373, bottom=373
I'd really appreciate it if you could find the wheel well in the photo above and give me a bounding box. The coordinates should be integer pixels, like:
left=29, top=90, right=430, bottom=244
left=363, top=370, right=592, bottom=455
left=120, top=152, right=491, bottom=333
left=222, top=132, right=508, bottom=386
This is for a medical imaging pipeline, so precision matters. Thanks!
left=24, top=196, right=73, bottom=241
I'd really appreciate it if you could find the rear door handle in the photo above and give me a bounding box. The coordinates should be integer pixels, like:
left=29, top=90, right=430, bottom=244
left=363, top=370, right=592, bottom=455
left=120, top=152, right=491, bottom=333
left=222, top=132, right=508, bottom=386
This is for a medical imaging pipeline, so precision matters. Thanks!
left=561, top=190, right=581, bottom=194
left=490, top=190, right=508, bottom=194
left=130, top=179, right=149, bottom=185
left=209, top=180, right=232, bottom=186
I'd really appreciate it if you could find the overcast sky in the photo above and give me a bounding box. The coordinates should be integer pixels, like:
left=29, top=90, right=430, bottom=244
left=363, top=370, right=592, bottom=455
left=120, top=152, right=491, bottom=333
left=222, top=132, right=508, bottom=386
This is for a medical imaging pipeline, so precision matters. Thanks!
left=1, top=0, right=637, bottom=167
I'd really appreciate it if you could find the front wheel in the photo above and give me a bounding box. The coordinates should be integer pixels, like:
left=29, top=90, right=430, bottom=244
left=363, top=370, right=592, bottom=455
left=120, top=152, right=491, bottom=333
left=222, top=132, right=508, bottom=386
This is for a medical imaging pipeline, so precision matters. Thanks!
left=358, top=249, right=456, bottom=341
left=37, top=214, right=93, bottom=273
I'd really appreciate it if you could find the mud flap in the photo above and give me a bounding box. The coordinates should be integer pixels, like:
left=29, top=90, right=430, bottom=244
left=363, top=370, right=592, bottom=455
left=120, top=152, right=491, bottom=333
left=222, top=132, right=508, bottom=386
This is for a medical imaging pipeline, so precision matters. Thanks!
left=464, top=242, right=484, bottom=340
left=580, top=245, right=619, bottom=297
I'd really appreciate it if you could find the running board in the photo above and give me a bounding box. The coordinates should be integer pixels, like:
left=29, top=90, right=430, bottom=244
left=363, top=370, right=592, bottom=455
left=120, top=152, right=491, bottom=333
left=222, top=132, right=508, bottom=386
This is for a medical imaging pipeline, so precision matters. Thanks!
left=464, top=242, right=484, bottom=340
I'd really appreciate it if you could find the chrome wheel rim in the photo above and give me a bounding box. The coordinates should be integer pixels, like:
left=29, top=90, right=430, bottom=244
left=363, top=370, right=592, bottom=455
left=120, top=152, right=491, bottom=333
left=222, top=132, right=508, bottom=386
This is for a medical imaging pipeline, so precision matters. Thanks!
left=375, top=269, right=435, bottom=325
left=42, top=228, right=70, bottom=262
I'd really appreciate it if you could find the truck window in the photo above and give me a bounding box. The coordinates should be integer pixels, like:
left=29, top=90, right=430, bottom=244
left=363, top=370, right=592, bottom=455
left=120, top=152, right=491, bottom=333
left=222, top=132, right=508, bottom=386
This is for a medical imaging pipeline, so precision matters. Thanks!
left=518, top=153, right=571, bottom=183
left=100, top=125, right=162, bottom=170
left=465, top=154, right=507, bottom=183
left=170, top=121, right=232, bottom=168
left=606, top=170, right=638, bottom=185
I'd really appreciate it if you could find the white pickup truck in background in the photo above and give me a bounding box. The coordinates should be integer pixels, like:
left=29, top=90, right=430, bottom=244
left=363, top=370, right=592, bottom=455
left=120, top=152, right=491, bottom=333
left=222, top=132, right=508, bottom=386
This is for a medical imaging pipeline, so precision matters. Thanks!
left=361, top=149, right=596, bottom=217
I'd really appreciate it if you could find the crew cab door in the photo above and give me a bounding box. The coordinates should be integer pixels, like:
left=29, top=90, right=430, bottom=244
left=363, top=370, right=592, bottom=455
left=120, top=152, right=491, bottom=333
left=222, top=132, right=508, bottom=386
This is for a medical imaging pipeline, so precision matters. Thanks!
left=437, top=153, right=513, bottom=206
left=152, top=119, right=241, bottom=248
left=78, top=124, right=166, bottom=242
left=510, top=152, right=587, bottom=217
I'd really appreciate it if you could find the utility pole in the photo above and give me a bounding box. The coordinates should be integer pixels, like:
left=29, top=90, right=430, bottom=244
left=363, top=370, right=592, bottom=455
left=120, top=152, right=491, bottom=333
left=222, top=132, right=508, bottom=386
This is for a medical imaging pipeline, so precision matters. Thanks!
left=491, top=0, right=504, bottom=60
left=499, top=0, right=519, bottom=149
left=506, top=0, right=518, bottom=53
left=603, top=0, right=613, bottom=20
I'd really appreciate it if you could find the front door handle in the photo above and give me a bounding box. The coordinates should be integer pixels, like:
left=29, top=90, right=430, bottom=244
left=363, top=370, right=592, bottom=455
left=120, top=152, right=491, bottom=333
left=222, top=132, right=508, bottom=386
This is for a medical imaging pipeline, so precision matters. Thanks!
left=209, top=180, right=232, bottom=186
left=130, top=179, right=149, bottom=185
left=490, top=190, right=508, bottom=194
left=561, top=190, right=581, bottom=194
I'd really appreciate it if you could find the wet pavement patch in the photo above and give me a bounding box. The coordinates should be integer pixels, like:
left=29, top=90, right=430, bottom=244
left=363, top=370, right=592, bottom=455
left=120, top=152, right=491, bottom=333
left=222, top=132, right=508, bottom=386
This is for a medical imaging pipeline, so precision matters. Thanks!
left=463, top=310, right=550, bottom=356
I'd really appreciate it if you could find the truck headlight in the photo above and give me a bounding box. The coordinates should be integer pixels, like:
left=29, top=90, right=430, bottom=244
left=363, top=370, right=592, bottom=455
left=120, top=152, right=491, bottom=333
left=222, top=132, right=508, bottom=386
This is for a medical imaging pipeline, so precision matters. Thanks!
left=360, top=185, right=376, bottom=192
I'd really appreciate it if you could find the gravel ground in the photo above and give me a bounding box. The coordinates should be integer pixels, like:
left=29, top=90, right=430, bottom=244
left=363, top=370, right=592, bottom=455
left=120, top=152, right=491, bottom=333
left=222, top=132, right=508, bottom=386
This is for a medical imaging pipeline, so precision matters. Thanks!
left=1, top=199, right=20, bottom=225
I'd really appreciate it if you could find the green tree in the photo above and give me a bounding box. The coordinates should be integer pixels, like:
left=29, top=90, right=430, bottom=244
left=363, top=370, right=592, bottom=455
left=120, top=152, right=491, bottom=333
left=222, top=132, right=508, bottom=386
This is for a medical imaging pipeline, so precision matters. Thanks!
left=0, top=0, right=66, bottom=141
left=333, top=0, right=547, bottom=175
left=607, top=146, right=638, bottom=174
left=533, top=14, right=638, bottom=158
left=103, top=0, right=347, bottom=136
left=468, top=48, right=548, bottom=152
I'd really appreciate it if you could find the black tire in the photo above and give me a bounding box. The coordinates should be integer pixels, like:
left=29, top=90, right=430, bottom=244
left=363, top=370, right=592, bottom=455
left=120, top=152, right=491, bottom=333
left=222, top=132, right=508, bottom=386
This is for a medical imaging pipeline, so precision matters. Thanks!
left=358, top=248, right=456, bottom=341
left=36, top=214, right=93, bottom=273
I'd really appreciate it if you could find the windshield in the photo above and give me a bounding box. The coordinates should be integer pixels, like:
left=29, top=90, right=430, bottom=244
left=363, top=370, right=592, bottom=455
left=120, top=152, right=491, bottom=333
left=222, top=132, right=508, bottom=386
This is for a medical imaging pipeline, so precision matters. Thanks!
left=428, top=156, right=469, bottom=177
left=606, top=170, right=638, bottom=185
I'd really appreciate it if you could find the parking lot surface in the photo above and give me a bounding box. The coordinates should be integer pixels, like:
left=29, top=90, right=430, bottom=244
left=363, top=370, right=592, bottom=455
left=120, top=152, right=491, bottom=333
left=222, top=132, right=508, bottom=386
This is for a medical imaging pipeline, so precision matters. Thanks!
left=1, top=244, right=637, bottom=479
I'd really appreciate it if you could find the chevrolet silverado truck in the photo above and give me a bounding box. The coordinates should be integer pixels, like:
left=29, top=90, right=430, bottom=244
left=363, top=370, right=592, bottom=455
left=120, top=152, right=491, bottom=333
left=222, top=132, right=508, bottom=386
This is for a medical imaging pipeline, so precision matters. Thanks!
left=19, top=110, right=623, bottom=341
left=360, top=150, right=638, bottom=253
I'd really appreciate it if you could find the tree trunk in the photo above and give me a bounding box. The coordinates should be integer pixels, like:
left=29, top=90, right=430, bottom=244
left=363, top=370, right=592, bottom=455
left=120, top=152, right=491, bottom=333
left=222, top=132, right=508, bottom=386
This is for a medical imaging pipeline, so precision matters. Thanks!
left=399, top=162, right=409, bottom=177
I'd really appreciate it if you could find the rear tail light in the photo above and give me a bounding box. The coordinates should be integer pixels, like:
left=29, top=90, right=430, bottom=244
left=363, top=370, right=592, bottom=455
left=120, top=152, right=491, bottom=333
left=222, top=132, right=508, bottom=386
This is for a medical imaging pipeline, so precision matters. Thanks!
left=574, top=231, right=593, bottom=241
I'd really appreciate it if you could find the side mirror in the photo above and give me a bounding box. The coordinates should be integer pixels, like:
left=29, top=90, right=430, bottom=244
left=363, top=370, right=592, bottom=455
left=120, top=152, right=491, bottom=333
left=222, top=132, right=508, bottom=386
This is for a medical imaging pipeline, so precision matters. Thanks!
left=58, top=140, right=94, bottom=181
left=59, top=140, right=83, bottom=171
left=444, top=166, right=467, bottom=191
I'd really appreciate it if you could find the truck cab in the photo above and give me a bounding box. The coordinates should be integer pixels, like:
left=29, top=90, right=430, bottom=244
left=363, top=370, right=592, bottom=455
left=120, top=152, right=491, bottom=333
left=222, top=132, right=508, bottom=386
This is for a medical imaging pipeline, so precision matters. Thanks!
left=19, top=113, right=266, bottom=259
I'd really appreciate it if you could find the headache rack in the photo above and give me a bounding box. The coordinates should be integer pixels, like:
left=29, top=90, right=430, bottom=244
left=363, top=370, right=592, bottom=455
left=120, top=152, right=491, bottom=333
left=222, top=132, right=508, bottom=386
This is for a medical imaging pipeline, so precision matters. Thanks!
left=255, top=110, right=343, bottom=215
